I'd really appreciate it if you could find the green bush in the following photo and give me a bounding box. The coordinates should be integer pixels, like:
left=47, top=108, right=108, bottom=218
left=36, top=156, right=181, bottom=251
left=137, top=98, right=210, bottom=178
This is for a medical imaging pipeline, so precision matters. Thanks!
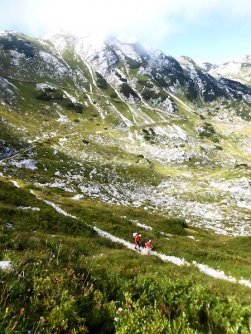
left=0, top=268, right=116, bottom=333
left=198, top=122, right=219, bottom=142
left=163, top=218, right=188, bottom=235
left=96, top=72, right=108, bottom=89
left=125, top=57, right=141, bottom=69
left=142, top=89, right=159, bottom=101
left=137, top=80, right=154, bottom=88
left=120, top=83, right=139, bottom=99
left=116, top=277, right=251, bottom=334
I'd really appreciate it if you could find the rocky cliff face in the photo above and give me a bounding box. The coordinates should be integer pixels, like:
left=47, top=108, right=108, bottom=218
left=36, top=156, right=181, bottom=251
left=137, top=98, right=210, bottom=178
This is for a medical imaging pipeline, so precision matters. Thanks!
left=0, top=31, right=250, bottom=236
left=56, top=33, right=251, bottom=106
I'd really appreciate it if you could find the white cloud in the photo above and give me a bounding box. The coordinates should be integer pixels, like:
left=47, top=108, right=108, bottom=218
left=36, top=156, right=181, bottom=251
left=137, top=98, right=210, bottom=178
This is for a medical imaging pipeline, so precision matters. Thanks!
left=0, top=0, right=250, bottom=55
left=1, top=0, right=250, bottom=35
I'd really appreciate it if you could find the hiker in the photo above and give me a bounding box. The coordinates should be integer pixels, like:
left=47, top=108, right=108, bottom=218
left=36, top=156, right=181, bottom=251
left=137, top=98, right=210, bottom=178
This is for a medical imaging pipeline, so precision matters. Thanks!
left=145, top=240, right=152, bottom=254
left=134, top=233, right=141, bottom=251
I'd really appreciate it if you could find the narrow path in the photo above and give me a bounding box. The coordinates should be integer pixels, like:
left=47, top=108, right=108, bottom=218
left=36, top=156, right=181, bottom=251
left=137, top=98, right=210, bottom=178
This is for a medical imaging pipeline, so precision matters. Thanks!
left=0, top=146, right=35, bottom=164
left=86, top=93, right=105, bottom=119
left=27, top=190, right=251, bottom=289
left=0, top=130, right=81, bottom=165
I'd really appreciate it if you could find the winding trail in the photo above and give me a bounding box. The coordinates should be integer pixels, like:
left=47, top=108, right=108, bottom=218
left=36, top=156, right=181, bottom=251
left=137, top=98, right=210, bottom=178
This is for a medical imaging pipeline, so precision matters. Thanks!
left=0, top=130, right=81, bottom=165
left=0, top=146, right=35, bottom=164
left=25, top=189, right=251, bottom=289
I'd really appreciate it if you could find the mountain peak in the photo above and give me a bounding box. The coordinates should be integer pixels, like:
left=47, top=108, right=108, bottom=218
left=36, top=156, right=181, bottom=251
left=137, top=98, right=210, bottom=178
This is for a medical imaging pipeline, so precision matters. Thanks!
left=207, top=55, right=251, bottom=85
left=177, top=56, right=199, bottom=69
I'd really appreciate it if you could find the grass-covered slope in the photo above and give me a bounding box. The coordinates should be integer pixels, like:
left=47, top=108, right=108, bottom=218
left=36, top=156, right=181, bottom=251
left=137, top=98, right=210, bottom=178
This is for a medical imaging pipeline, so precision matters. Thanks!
left=1, top=179, right=251, bottom=333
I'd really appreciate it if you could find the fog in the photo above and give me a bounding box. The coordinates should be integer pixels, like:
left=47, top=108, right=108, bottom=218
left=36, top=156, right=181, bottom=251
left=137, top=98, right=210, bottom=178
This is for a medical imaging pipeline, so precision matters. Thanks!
left=0, top=0, right=250, bottom=63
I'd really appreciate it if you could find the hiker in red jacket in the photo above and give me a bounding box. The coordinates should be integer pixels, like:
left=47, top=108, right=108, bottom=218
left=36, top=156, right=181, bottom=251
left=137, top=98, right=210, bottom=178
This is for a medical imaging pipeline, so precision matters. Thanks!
left=134, top=233, right=141, bottom=251
left=145, top=240, right=152, bottom=254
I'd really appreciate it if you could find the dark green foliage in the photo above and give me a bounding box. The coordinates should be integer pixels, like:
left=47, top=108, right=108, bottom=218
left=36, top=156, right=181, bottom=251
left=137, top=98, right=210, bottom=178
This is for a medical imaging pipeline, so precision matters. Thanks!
left=96, top=72, right=104, bottom=79
left=125, top=56, right=141, bottom=69
left=36, top=91, right=55, bottom=101
left=214, top=145, right=223, bottom=150
left=163, top=218, right=188, bottom=235
left=0, top=266, right=116, bottom=333
left=137, top=79, right=154, bottom=88
left=198, top=122, right=219, bottom=142
left=235, top=163, right=249, bottom=169
left=142, top=127, right=157, bottom=143
left=0, top=180, right=36, bottom=207
left=220, top=78, right=250, bottom=100
left=115, top=71, right=127, bottom=82
left=115, top=277, right=251, bottom=333
left=193, top=70, right=227, bottom=102
left=1, top=235, right=250, bottom=333
left=120, top=83, right=139, bottom=99
left=186, top=80, right=198, bottom=100
left=96, top=72, right=108, bottom=89
left=115, top=71, right=122, bottom=79
left=142, top=89, right=159, bottom=100
left=110, top=92, right=118, bottom=99
left=36, top=88, right=63, bottom=101
left=142, top=88, right=170, bottom=102
left=151, top=71, right=168, bottom=88
left=119, top=77, right=127, bottom=83
left=36, top=87, right=83, bottom=112
left=150, top=58, right=201, bottom=101
left=0, top=122, right=28, bottom=159
left=1, top=35, right=35, bottom=58
left=0, top=180, right=93, bottom=236
left=66, top=101, right=83, bottom=113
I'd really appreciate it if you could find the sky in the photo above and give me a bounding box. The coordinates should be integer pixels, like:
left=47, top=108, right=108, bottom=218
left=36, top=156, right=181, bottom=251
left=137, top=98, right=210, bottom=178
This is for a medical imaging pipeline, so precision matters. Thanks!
left=0, top=0, right=250, bottom=64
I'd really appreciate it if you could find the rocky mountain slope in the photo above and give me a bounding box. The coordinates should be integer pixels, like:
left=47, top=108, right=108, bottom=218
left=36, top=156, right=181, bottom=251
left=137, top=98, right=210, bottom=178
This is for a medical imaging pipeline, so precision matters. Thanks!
left=0, top=30, right=251, bottom=237
left=201, top=55, right=251, bottom=86
left=179, top=55, right=251, bottom=86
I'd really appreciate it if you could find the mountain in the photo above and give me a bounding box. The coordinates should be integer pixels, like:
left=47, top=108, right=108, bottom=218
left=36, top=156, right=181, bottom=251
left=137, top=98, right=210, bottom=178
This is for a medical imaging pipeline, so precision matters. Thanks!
left=0, top=30, right=251, bottom=235
left=179, top=55, right=251, bottom=87
left=199, top=61, right=217, bottom=72
left=177, top=55, right=202, bottom=70
left=0, top=30, right=251, bottom=332
left=201, top=55, right=251, bottom=86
